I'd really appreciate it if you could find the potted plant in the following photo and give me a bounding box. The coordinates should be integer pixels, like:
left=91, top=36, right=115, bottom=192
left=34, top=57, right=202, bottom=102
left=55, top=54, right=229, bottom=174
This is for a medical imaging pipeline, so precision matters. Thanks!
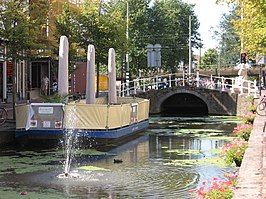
left=242, top=113, right=255, bottom=124
left=220, top=138, right=248, bottom=167
left=233, top=123, right=253, bottom=141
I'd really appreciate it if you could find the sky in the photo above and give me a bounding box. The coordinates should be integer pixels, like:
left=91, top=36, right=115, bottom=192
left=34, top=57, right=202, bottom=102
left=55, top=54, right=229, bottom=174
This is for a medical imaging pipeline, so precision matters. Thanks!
left=184, top=0, right=230, bottom=54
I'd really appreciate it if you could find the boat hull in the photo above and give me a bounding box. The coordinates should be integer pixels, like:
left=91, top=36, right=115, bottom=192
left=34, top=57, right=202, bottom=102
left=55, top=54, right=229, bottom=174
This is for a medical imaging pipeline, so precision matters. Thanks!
left=15, top=120, right=149, bottom=147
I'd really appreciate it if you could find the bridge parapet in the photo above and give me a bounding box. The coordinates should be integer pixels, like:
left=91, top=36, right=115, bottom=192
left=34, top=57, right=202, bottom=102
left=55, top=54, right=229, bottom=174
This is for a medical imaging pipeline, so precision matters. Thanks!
left=118, top=73, right=259, bottom=98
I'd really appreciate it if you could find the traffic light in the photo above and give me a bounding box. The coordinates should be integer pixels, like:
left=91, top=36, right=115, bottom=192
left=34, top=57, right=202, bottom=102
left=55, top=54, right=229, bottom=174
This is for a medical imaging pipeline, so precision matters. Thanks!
left=240, top=53, right=247, bottom=64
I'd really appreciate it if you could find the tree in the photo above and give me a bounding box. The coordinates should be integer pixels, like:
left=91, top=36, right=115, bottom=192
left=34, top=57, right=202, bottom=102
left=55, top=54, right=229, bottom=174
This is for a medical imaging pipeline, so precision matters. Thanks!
left=0, top=0, right=49, bottom=118
left=149, top=0, right=200, bottom=72
left=201, top=48, right=218, bottom=70
left=126, top=0, right=150, bottom=75
left=77, top=0, right=126, bottom=95
left=216, top=0, right=266, bottom=56
left=213, top=7, right=241, bottom=68
left=54, top=3, right=80, bottom=74
left=110, top=0, right=200, bottom=74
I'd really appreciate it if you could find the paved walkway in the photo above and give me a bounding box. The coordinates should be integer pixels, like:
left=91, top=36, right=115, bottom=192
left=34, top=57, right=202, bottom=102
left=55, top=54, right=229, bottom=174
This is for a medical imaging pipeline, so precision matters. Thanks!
left=233, top=94, right=266, bottom=198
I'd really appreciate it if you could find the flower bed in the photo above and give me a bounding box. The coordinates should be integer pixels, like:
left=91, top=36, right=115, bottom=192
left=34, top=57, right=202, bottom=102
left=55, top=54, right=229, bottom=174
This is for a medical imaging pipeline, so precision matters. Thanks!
left=191, top=172, right=238, bottom=199
left=190, top=112, right=255, bottom=198
left=233, top=123, right=253, bottom=141
left=220, top=138, right=248, bottom=166
left=242, top=113, right=255, bottom=124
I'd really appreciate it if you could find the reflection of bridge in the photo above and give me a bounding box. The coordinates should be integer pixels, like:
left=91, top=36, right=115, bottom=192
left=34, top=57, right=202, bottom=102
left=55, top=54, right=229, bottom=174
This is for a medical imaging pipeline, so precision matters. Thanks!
left=118, top=73, right=259, bottom=116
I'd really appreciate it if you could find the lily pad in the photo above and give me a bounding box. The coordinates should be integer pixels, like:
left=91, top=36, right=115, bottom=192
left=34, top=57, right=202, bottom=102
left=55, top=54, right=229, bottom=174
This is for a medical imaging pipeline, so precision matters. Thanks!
left=77, top=149, right=108, bottom=156
left=78, top=165, right=110, bottom=171
left=203, top=136, right=236, bottom=141
left=165, top=149, right=201, bottom=155
left=166, top=156, right=228, bottom=167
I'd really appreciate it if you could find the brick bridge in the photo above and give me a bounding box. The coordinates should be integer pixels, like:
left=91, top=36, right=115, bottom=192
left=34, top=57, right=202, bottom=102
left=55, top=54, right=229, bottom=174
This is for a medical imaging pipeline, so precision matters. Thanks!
left=119, top=73, right=258, bottom=116
left=136, top=86, right=249, bottom=115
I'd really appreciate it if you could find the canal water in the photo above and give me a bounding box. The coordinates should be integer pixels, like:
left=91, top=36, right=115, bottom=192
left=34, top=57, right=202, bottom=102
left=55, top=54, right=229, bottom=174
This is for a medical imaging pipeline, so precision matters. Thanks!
left=0, top=116, right=240, bottom=199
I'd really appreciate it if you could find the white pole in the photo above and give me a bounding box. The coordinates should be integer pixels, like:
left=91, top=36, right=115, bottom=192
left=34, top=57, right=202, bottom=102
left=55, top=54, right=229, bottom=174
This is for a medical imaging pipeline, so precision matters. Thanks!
left=108, top=48, right=117, bottom=104
left=86, top=45, right=96, bottom=104
left=188, top=15, right=192, bottom=76
left=58, top=36, right=69, bottom=96
left=22, top=60, right=26, bottom=99
left=125, top=1, right=130, bottom=91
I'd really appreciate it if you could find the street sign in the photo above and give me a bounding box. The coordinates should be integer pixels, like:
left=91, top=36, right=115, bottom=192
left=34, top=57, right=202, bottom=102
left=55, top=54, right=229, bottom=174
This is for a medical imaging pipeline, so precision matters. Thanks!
left=257, top=56, right=266, bottom=64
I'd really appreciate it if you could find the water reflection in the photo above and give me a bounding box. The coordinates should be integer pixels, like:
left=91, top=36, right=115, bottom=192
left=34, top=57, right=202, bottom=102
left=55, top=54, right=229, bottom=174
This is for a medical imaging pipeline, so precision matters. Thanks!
left=0, top=116, right=239, bottom=198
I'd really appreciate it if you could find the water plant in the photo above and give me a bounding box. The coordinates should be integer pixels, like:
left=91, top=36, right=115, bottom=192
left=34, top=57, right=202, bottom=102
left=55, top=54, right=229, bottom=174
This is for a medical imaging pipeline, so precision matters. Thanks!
left=233, top=123, right=253, bottom=141
left=220, top=138, right=248, bottom=166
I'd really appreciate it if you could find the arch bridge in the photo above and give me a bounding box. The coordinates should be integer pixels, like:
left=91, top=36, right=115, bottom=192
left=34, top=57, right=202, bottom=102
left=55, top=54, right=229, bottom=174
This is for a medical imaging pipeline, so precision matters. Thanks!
left=118, top=73, right=259, bottom=116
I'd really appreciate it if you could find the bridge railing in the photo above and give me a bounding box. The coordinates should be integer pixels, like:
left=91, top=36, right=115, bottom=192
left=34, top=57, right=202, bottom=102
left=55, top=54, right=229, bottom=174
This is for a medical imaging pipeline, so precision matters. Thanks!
left=118, top=73, right=259, bottom=98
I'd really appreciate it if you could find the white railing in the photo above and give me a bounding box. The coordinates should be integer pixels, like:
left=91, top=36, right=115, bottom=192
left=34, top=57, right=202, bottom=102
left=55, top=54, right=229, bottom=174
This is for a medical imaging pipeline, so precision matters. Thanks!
left=118, top=73, right=259, bottom=98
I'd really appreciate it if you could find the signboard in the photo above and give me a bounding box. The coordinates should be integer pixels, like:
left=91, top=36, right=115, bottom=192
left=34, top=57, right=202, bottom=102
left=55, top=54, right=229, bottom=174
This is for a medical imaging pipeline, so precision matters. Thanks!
left=257, top=56, right=266, bottom=64
left=130, top=102, right=138, bottom=124
left=29, top=103, right=64, bottom=129
left=7, top=61, right=12, bottom=76
left=147, top=43, right=161, bottom=67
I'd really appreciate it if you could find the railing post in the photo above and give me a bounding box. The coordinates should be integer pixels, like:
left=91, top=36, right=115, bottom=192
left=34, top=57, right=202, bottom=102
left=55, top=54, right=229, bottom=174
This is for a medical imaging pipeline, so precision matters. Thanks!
left=247, top=81, right=251, bottom=96
left=143, top=78, right=146, bottom=92
left=196, top=70, right=199, bottom=87
left=210, top=75, right=214, bottom=89
left=169, top=74, right=172, bottom=88
left=182, top=71, right=185, bottom=86
left=221, top=76, right=225, bottom=91
left=126, top=81, right=130, bottom=96
left=134, top=79, right=137, bottom=94
left=118, top=83, right=122, bottom=97
left=122, top=83, right=125, bottom=97
left=254, top=79, right=258, bottom=98
left=240, top=79, right=243, bottom=95
left=155, top=76, right=158, bottom=90
left=231, top=78, right=235, bottom=93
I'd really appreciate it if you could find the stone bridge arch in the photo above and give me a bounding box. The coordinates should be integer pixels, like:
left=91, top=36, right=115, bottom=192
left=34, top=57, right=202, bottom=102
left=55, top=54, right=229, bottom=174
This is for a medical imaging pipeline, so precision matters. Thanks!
left=158, top=90, right=210, bottom=116
left=136, top=87, right=239, bottom=116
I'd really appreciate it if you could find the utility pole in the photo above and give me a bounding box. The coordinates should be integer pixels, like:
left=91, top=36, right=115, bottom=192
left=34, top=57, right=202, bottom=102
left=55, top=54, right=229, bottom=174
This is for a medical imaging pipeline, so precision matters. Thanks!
left=188, top=15, right=192, bottom=76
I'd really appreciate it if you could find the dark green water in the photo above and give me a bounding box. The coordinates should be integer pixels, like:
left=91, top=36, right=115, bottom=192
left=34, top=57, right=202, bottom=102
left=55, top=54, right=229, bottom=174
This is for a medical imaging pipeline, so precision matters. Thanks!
left=0, top=116, right=240, bottom=199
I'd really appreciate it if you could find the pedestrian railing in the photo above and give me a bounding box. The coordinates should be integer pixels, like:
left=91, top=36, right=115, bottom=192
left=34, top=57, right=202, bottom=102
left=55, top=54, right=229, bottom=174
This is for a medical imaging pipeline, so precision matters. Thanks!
left=118, top=73, right=259, bottom=98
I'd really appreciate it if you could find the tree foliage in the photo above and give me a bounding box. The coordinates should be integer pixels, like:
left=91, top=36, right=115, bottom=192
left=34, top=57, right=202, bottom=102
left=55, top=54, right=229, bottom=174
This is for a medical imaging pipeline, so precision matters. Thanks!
left=201, top=48, right=218, bottom=70
left=108, top=0, right=200, bottom=74
left=216, top=0, right=266, bottom=56
left=0, top=0, right=50, bottom=117
left=149, top=0, right=200, bottom=72
left=79, top=0, right=126, bottom=71
left=54, top=3, right=80, bottom=74
left=0, top=0, right=202, bottom=77
left=0, top=0, right=49, bottom=60
left=213, top=7, right=241, bottom=67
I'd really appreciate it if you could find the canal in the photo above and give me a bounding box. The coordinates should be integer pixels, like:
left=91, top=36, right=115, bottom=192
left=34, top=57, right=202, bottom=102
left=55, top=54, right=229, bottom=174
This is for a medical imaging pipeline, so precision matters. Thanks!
left=0, top=116, right=240, bottom=199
